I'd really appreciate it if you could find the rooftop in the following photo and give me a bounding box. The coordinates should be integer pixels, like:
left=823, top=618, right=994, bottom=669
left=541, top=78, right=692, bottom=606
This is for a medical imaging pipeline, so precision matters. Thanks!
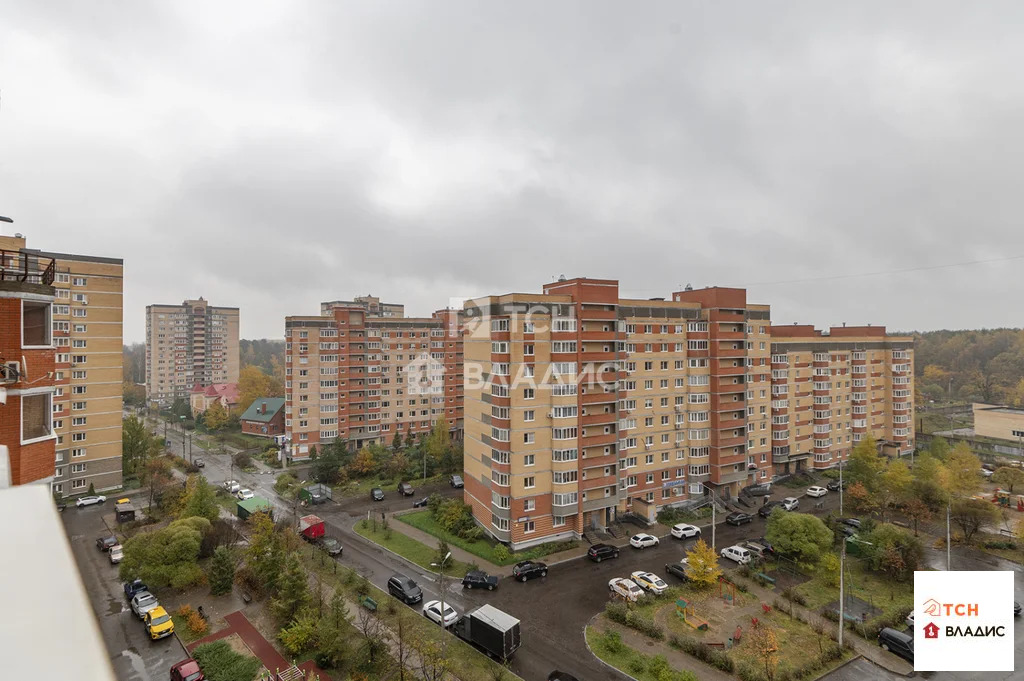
left=240, top=397, right=286, bottom=422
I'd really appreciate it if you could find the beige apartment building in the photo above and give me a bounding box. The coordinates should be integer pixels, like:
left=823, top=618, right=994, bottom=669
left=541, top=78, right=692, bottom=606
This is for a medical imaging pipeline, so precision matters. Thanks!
left=463, top=278, right=914, bottom=550
left=145, top=298, right=239, bottom=407
left=972, top=403, right=1024, bottom=444
left=284, top=296, right=462, bottom=461
left=0, top=232, right=124, bottom=493
left=768, top=325, right=915, bottom=473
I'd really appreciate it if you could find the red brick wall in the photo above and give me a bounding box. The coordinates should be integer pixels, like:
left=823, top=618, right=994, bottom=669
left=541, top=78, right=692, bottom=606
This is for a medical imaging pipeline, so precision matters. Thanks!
left=241, top=410, right=284, bottom=437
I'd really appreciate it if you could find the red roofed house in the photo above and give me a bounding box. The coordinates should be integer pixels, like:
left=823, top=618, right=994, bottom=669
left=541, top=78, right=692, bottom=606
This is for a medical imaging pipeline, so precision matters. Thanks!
left=189, top=382, right=240, bottom=415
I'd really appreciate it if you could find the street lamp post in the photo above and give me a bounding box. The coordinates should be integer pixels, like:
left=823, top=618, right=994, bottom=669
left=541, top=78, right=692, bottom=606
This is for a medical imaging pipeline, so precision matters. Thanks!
left=431, top=551, right=452, bottom=632
left=839, top=460, right=844, bottom=517
left=839, top=535, right=873, bottom=647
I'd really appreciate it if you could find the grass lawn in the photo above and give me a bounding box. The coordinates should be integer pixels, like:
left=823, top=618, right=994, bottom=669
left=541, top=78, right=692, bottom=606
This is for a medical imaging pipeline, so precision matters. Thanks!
left=586, top=625, right=696, bottom=681
left=354, top=518, right=475, bottom=576
left=397, top=510, right=579, bottom=566
left=730, top=610, right=853, bottom=677
left=973, top=531, right=1023, bottom=564
left=794, top=556, right=913, bottom=635
left=301, top=551, right=522, bottom=681
left=171, top=615, right=207, bottom=644
left=213, top=490, right=238, bottom=516
left=338, top=473, right=445, bottom=497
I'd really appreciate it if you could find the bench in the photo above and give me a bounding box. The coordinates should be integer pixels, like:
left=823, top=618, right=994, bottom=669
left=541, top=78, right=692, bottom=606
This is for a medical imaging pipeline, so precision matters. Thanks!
left=706, top=642, right=726, bottom=649
left=999, top=528, right=1015, bottom=537
left=359, top=595, right=378, bottom=612
left=241, top=592, right=252, bottom=604
left=756, top=573, right=776, bottom=585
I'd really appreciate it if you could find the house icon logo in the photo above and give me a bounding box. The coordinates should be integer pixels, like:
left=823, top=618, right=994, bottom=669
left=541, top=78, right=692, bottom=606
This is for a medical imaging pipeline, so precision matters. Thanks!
left=922, top=598, right=942, bottom=616
left=924, top=622, right=940, bottom=639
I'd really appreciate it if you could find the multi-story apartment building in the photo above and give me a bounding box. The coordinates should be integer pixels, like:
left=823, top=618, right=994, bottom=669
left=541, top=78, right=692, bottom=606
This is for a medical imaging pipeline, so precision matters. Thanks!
left=1, top=233, right=124, bottom=493
left=463, top=278, right=913, bottom=550
left=768, top=324, right=915, bottom=472
left=284, top=298, right=462, bottom=461
left=320, top=295, right=404, bottom=318
left=0, top=246, right=57, bottom=488
left=145, top=298, right=239, bottom=406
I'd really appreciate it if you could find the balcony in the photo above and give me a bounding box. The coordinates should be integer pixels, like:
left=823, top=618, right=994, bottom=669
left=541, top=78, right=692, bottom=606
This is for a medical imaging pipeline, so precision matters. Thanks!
left=580, top=432, right=617, bottom=447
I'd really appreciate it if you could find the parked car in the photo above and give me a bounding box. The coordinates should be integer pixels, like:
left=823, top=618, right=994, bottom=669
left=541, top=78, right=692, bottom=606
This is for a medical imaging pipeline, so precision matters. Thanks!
left=839, top=525, right=858, bottom=538
left=826, top=479, right=844, bottom=491
left=806, top=486, right=828, bottom=498
left=131, top=591, right=160, bottom=619
left=781, top=497, right=800, bottom=511
left=170, top=658, right=204, bottom=681
left=144, top=606, right=175, bottom=640
left=878, top=627, right=914, bottom=663
left=720, top=545, right=753, bottom=565
left=587, top=544, right=620, bottom=562
left=629, top=533, right=659, bottom=549
left=449, top=474, right=464, bottom=488
left=726, top=512, right=754, bottom=526
left=193, top=457, right=205, bottom=468
left=664, top=558, right=691, bottom=581
left=739, top=541, right=770, bottom=559
left=223, top=480, right=240, bottom=493
left=671, top=523, right=701, bottom=539
left=398, top=481, right=415, bottom=496
left=96, top=536, right=118, bottom=552
left=109, top=545, right=124, bottom=564
left=413, top=496, right=430, bottom=508
left=630, top=571, right=668, bottom=595
left=371, top=487, right=385, bottom=501
left=981, top=468, right=995, bottom=478
left=462, top=570, right=499, bottom=590
left=124, top=579, right=148, bottom=600
left=751, top=537, right=776, bottom=553
left=608, top=578, right=644, bottom=602
left=423, top=600, right=459, bottom=627
left=388, top=573, right=423, bottom=604
left=236, top=488, right=254, bottom=501
left=906, top=612, right=915, bottom=628
left=1016, top=601, right=1022, bottom=616
left=758, top=501, right=783, bottom=518
left=838, top=517, right=861, bottom=528
left=76, top=495, right=106, bottom=507
left=547, top=672, right=580, bottom=681
left=512, top=560, right=548, bottom=582
left=318, top=537, right=343, bottom=556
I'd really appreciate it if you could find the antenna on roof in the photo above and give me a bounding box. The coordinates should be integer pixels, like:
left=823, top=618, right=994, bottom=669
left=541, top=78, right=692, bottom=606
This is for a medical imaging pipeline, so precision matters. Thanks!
left=558, top=274, right=566, bottom=282
left=684, top=283, right=693, bottom=291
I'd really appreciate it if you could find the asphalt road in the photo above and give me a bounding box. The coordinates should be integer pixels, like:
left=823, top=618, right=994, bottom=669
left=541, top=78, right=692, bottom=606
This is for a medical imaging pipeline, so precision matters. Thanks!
left=62, top=503, right=188, bottom=681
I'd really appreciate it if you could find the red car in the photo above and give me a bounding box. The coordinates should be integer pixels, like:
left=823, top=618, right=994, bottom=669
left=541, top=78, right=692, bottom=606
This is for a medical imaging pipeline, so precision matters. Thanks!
left=170, top=659, right=203, bottom=681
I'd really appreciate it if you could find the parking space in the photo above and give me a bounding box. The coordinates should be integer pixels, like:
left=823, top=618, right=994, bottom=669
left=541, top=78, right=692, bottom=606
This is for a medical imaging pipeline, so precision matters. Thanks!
left=63, top=503, right=187, bottom=681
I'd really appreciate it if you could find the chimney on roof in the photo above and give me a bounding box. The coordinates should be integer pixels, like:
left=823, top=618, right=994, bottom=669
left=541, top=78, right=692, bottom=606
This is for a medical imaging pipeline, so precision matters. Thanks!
left=261, top=401, right=266, bottom=414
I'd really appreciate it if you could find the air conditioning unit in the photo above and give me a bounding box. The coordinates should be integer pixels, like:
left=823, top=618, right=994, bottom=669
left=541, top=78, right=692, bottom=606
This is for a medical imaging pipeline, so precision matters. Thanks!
left=548, top=411, right=556, bottom=418
left=644, top=442, right=652, bottom=450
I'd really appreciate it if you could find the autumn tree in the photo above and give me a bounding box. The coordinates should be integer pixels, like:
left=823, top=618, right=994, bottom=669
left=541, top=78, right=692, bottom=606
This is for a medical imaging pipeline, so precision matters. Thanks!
left=846, top=481, right=877, bottom=515
left=349, top=447, right=376, bottom=477
left=204, top=400, right=229, bottom=431
left=845, top=435, right=885, bottom=494
left=951, top=498, right=999, bottom=543
left=765, top=512, right=833, bottom=566
left=123, top=415, right=161, bottom=477
left=992, top=467, right=1024, bottom=493
left=238, top=366, right=279, bottom=414
left=425, top=419, right=451, bottom=468
left=942, top=442, right=982, bottom=498
left=143, top=456, right=174, bottom=510
left=903, top=498, right=934, bottom=536
left=179, top=475, right=219, bottom=522
left=863, top=524, right=923, bottom=582
left=392, top=430, right=403, bottom=451
left=748, top=623, right=780, bottom=681
left=684, top=539, right=722, bottom=587
left=878, top=459, right=913, bottom=520
left=119, top=516, right=210, bottom=588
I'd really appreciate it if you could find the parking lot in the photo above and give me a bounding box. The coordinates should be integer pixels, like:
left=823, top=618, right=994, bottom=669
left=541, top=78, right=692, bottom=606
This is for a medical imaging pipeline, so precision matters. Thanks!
left=63, top=502, right=188, bottom=681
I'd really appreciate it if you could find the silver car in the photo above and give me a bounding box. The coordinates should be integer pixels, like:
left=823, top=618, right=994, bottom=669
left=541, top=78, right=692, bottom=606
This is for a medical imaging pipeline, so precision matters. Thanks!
left=131, top=592, right=159, bottom=620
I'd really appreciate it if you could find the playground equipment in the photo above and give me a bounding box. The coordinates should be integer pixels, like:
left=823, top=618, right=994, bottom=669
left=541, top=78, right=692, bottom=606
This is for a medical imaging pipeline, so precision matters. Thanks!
left=992, top=489, right=1024, bottom=511
left=718, top=577, right=737, bottom=606
left=676, top=598, right=709, bottom=631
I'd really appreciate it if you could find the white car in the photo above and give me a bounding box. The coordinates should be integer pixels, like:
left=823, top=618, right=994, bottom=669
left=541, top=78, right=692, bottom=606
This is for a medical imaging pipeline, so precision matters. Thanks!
left=131, top=592, right=160, bottom=619
left=109, top=545, right=124, bottom=564
left=720, top=545, right=753, bottom=565
left=671, top=523, right=701, bottom=539
left=629, top=533, right=660, bottom=549
left=608, top=578, right=645, bottom=602
left=806, top=486, right=828, bottom=498
left=224, top=480, right=241, bottom=493
left=906, top=612, right=915, bottom=628
left=75, top=495, right=106, bottom=507
left=422, top=600, right=459, bottom=627
left=782, top=497, right=800, bottom=511
left=630, top=571, right=668, bottom=595
left=236, top=489, right=255, bottom=500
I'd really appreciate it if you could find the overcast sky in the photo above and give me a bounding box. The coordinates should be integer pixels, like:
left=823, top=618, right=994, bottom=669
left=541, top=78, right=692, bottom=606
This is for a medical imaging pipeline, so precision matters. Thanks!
left=2, top=2, right=1023, bottom=343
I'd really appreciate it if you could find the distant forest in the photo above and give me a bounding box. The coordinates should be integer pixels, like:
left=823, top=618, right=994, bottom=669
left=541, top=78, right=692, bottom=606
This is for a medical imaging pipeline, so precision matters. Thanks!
left=122, top=338, right=285, bottom=385
left=914, top=329, right=1024, bottom=405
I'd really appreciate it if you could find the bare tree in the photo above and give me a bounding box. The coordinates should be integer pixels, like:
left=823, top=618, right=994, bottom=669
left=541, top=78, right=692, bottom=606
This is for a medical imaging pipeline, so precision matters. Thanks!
left=356, top=604, right=390, bottom=666
left=412, top=636, right=453, bottom=681
left=391, top=600, right=414, bottom=681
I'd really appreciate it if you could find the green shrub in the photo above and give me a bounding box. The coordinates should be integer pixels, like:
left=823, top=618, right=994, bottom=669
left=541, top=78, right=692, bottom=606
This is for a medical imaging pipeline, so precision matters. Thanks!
left=628, top=657, right=646, bottom=675
left=192, top=640, right=263, bottom=681
left=737, top=661, right=769, bottom=681
left=600, top=630, right=625, bottom=654
left=605, top=601, right=629, bottom=625
left=493, top=544, right=511, bottom=563
left=625, top=610, right=664, bottom=640
left=668, top=634, right=734, bottom=672
left=781, top=587, right=808, bottom=606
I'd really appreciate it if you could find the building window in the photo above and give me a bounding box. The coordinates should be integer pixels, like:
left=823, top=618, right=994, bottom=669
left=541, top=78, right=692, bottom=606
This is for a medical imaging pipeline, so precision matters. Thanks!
left=23, top=301, right=52, bottom=347
left=524, top=499, right=535, bottom=512
left=524, top=454, right=535, bottom=466
left=523, top=521, right=536, bottom=534
left=71, top=463, right=86, bottom=474
left=524, top=432, right=535, bottom=444
left=553, top=516, right=566, bottom=528
left=71, top=479, right=87, bottom=490
left=524, top=476, right=535, bottom=489
left=22, top=393, right=52, bottom=442
left=72, top=277, right=87, bottom=286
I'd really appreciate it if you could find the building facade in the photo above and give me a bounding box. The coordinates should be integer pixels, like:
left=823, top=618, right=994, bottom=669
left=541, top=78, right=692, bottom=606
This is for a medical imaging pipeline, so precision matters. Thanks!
left=189, top=382, right=240, bottom=415
left=240, top=397, right=286, bottom=438
left=0, top=247, right=57, bottom=488
left=1, top=233, right=124, bottom=494
left=972, top=403, right=1024, bottom=444
left=145, top=298, right=239, bottom=407
left=463, top=278, right=914, bottom=550
left=284, top=298, right=462, bottom=461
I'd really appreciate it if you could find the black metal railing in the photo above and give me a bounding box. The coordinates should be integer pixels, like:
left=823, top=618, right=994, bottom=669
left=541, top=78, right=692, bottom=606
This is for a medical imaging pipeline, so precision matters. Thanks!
left=0, top=249, right=56, bottom=286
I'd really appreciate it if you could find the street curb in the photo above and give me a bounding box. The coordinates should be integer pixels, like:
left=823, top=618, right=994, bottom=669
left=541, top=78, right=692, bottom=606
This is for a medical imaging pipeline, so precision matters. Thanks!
left=583, top=614, right=642, bottom=681
left=347, top=518, right=460, bottom=582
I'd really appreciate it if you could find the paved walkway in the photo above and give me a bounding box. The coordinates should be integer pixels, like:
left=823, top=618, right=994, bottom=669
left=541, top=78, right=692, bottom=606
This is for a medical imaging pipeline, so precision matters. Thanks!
left=187, top=610, right=327, bottom=680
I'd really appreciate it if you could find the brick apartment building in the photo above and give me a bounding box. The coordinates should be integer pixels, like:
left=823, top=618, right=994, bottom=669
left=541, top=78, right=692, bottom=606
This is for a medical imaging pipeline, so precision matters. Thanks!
left=283, top=295, right=462, bottom=461
left=0, top=232, right=124, bottom=494
left=0, top=247, right=57, bottom=487
left=145, top=298, right=239, bottom=407
left=462, top=278, right=914, bottom=550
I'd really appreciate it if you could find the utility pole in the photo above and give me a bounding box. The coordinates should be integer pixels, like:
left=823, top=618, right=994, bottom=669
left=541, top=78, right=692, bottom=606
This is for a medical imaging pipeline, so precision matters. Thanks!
left=946, top=501, right=951, bottom=571
left=432, top=551, right=452, bottom=633
left=839, top=538, right=845, bottom=647
left=839, top=461, right=844, bottom=516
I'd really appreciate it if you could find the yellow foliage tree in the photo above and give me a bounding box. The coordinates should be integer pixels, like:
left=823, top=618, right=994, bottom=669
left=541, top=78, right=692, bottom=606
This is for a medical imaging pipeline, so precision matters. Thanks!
left=349, top=447, right=376, bottom=476
left=238, top=366, right=274, bottom=414
left=684, top=539, right=722, bottom=588
left=942, top=442, right=981, bottom=498
left=204, top=400, right=229, bottom=431
left=748, top=624, right=780, bottom=681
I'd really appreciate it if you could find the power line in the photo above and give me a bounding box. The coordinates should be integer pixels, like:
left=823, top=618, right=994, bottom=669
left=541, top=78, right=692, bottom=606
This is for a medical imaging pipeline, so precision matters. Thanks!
left=741, top=253, right=1024, bottom=287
